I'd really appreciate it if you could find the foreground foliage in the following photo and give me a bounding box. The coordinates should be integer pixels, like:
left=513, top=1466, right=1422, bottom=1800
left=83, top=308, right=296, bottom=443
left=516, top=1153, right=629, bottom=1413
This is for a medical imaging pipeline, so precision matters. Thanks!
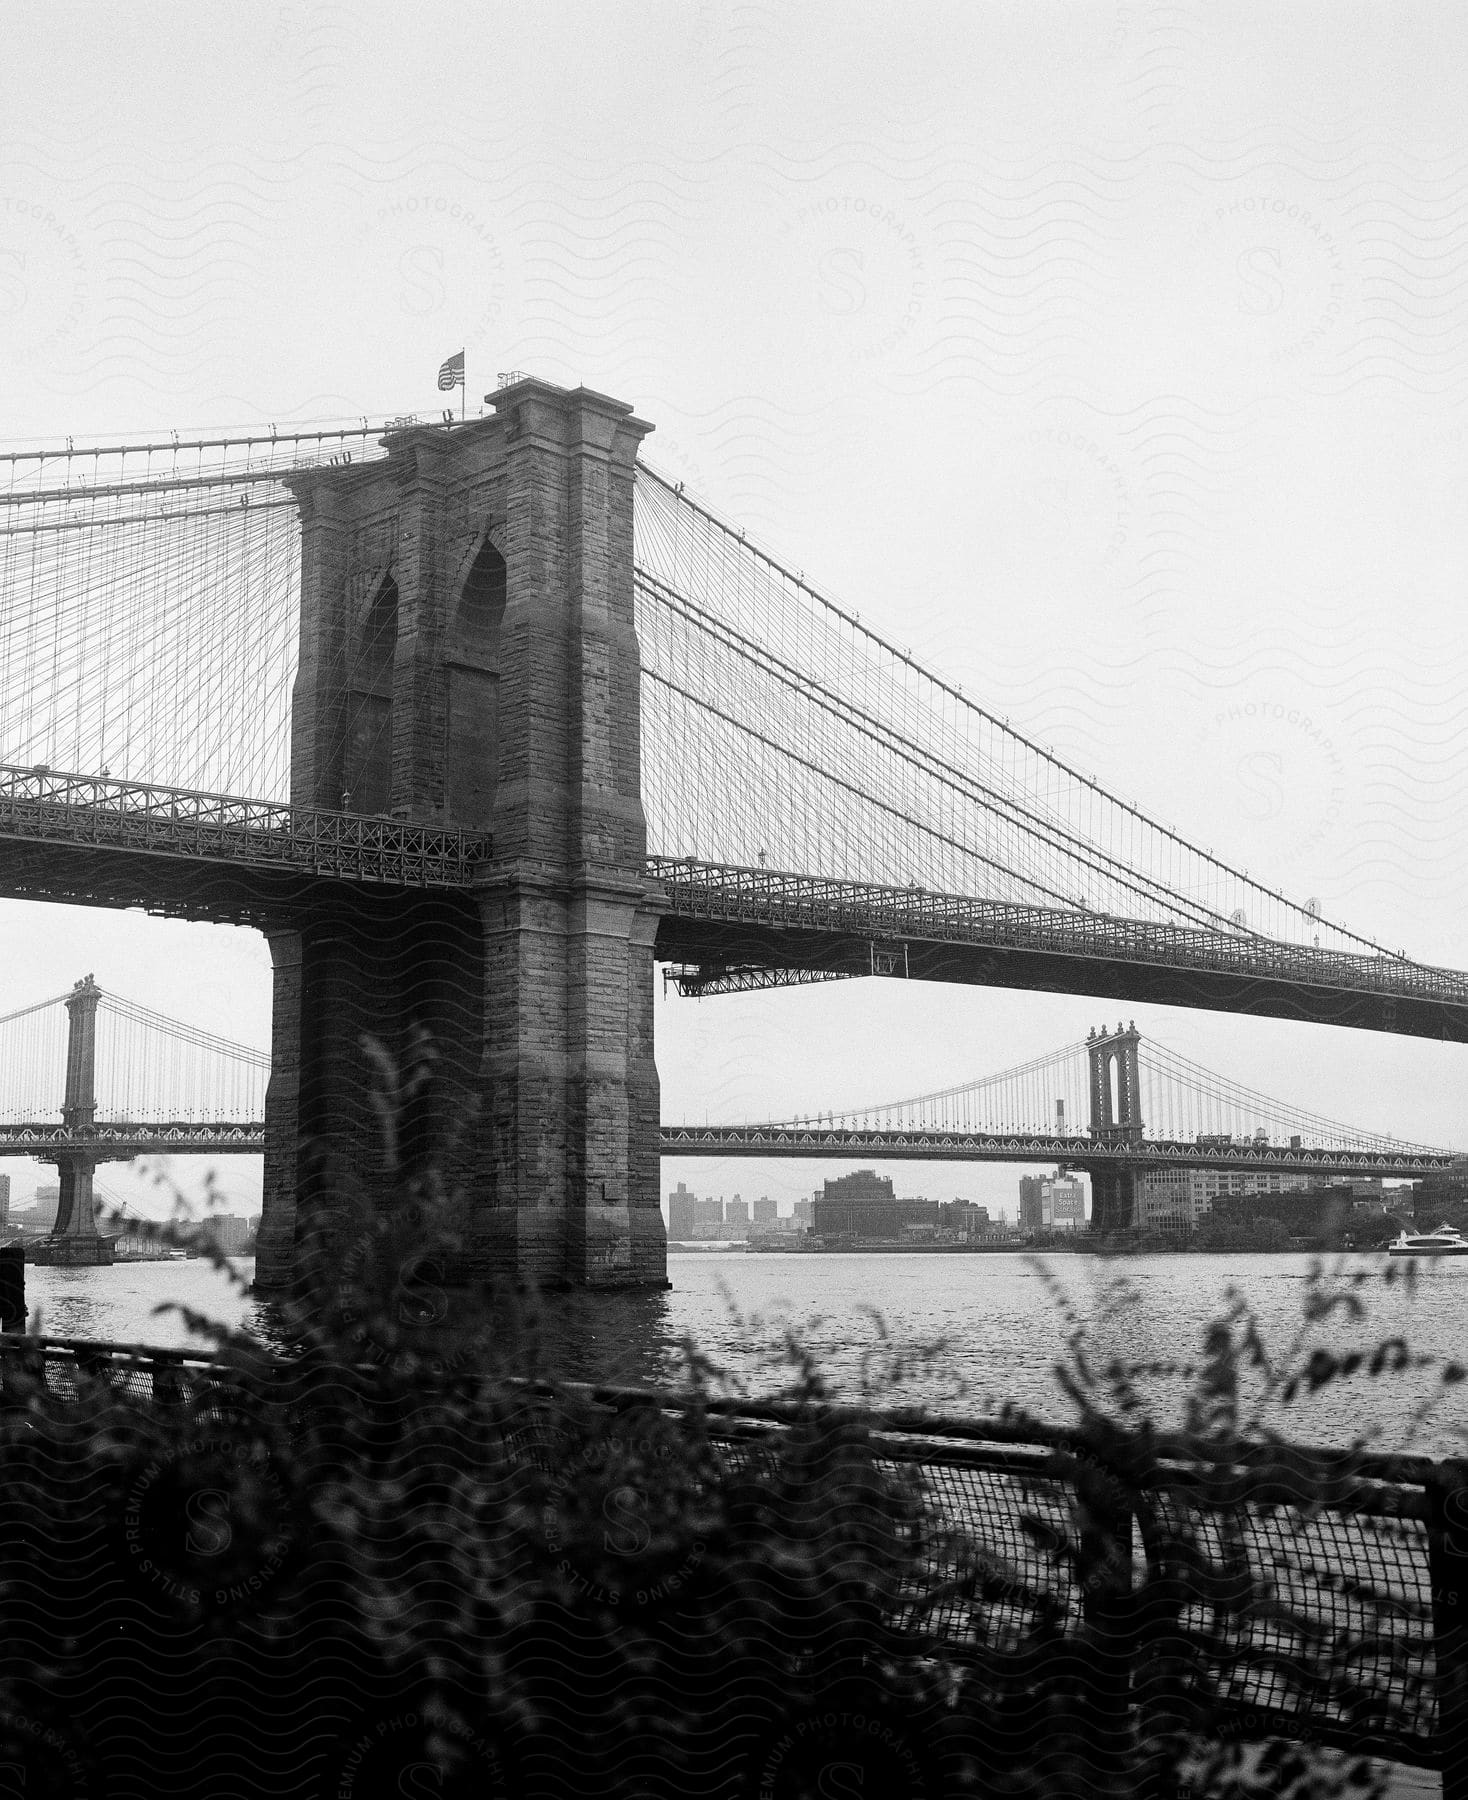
left=0, top=1094, right=1461, bottom=1797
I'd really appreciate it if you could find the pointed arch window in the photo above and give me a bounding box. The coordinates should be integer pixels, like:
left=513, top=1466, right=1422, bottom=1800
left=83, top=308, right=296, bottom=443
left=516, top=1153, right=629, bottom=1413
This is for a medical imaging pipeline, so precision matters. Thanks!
left=445, top=537, right=505, bottom=828
left=344, top=572, right=397, bottom=814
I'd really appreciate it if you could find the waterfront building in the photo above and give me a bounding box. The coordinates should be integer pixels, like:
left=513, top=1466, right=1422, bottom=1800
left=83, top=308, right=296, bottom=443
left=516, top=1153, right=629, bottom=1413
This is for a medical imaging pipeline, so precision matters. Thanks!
left=1211, top=1186, right=1365, bottom=1243
left=793, top=1197, right=813, bottom=1227
left=13, top=1184, right=60, bottom=1233
left=693, top=1197, right=725, bottom=1237
left=940, top=1200, right=991, bottom=1239
left=1136, top=1167, right=1196, bottom=1236
left=1018, top=1172, right=1087, bottom=1233
left=725, top=1195, right=750, bottom=1232
left=0, top=1174, right=8, bottom=1230
left=1412, top=1159, right=1468, bottom=1233
left=667, top=1182, right=698, bottom=1240
left=812, top=1170, right=939, bottom=1238
left=1136, top=1167, right=1318, bottom=1234
left=201, top=1215, right=252, bottom=1254
left=747, top=1200, right=795, bottom=1245
left=1041, top=1176, right=1086, bottom=1232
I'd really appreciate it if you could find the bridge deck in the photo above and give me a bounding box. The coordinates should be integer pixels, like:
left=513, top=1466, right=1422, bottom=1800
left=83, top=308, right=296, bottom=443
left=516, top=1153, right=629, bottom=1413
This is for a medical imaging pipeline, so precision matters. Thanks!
left=659, top=1124, right=1452, bottom=1176
left=651, top=860, right=1468, bottom=1043
left=0, top=767, right=490, bottom=894
left=0, top=1124, right=264, bottom=1156
left=3, top=778, right=1467, bottom=1042
left=1, top=1121, right=1445, bottom=1179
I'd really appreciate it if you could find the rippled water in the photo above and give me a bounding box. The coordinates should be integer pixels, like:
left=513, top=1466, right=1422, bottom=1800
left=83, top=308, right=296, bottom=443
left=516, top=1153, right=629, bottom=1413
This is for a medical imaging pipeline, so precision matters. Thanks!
left=20, top=1249, right=1468, bottom=1456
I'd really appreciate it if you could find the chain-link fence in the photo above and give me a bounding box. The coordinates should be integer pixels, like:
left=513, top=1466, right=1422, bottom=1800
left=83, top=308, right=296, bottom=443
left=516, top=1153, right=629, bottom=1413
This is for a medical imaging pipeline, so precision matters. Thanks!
left=1, top=1332, right=1460, bottom=1783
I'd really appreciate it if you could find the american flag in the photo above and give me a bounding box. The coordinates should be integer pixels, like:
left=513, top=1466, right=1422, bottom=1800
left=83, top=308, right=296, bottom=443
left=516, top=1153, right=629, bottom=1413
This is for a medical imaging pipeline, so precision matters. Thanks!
left=437, top=350, right=465, bottom=390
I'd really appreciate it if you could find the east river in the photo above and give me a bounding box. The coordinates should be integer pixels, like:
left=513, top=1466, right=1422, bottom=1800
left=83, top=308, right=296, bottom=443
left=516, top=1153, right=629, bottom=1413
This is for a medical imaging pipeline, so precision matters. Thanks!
left=21, top=1248, right=1468, bottom=1458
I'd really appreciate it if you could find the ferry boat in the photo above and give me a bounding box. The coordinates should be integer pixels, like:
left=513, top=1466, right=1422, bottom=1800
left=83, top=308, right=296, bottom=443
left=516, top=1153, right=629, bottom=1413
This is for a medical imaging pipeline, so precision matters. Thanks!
left=1386, top=1224, right=1468, bottom=1257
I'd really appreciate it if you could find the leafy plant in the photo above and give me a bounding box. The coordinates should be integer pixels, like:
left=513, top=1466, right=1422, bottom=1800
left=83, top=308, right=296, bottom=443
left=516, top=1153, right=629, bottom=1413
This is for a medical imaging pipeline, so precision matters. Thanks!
left=0, top=1057, right=1456, bottom=1799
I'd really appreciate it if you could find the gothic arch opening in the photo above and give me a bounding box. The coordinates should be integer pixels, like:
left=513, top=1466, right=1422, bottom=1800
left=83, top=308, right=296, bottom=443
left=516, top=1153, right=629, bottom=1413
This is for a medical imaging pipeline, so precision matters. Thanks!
left=345, top=572, right=397, bottom=814
left=445, top=536, right=506, bottom=829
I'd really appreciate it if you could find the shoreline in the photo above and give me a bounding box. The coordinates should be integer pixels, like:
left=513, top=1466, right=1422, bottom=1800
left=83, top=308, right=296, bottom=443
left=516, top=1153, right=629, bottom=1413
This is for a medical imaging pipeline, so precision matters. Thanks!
left=670, top=1240, right=1412, bottom=1259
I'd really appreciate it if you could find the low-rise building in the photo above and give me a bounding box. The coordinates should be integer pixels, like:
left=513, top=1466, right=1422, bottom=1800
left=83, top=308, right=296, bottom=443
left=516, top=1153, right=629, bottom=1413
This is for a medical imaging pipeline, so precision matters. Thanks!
left=12, top=1183, right=60, bottom=1234
left=200, top=1214, right=252, bottom=1254
left=1209, top=1185, right=1364, bottom=1246
left=1412, top=1160, right=1468, bottom=1234
left=1042, top=1176, right=1086, bottom=1232
left=1019, top=1173, right=1086, bottom=1233
left=939, top=1200, right=992, bottom=1239
left=1136, top=1167, right=1195, bottom=1236
left=1136, top=1166, right=1316, bottom=1233
left=812, top=1170, right=938, bottom=1239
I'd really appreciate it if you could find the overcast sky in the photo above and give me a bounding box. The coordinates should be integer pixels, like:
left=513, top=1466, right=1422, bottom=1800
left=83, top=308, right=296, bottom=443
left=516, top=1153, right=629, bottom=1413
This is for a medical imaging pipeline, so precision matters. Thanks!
left=3, top=2, right=1466, bottom=1220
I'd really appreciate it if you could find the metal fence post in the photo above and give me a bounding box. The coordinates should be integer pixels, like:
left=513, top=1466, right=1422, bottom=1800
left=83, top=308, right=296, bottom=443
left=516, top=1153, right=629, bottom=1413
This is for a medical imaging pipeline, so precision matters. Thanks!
left=0, top=1245, right=25, bottom=1332
left=1076, top=1454, right=1139, bottom=1779
left=1428, top=1459, right=1468, bottom=1800
left=151, top=1351, right=185, bottom=1406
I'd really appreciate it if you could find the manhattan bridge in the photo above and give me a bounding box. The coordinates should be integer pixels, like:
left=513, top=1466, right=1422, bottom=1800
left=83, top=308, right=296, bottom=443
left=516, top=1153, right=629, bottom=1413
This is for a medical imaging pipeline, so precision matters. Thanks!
left=0, top=378, right=1462, bottom=1285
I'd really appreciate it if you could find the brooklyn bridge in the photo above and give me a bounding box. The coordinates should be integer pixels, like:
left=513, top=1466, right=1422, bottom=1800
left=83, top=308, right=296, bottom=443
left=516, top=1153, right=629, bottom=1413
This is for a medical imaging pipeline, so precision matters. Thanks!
left=1, top=377, right=1463, bottom=1286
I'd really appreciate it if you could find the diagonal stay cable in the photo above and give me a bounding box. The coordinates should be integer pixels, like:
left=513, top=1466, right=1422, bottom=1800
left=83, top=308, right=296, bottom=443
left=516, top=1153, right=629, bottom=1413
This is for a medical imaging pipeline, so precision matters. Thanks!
left=637, top=567, right=1281, bottom=939
left=642, top=667, right=1089, bottom=911
left=634, top=462, right=1399, bottom=962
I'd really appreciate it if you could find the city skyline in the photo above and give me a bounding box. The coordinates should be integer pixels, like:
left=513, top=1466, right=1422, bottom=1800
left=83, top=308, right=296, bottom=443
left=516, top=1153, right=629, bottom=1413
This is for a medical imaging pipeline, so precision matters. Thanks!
left=0, top=971, right=1454, bottom=1223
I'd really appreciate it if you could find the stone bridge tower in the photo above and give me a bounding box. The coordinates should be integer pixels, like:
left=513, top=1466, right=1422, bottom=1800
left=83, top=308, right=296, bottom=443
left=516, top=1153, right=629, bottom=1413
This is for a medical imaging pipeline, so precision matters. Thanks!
left=254, top=378, right=666, bottom=1294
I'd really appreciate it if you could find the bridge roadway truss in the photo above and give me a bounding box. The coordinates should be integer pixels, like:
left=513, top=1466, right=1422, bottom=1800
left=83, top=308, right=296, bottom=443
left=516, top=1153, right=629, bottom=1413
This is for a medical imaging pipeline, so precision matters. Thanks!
left=4, top=1122, right=1445, bottom=1184
left=2, top=785, right=1467, bottom=1043
left=657, top=1123, right=1454, bottom=1179
left=0, top=765, right=491, bottom=923
left=650, top=859, right=1468, bottom=1042
left=0, top=1123, right=263, bottom=1156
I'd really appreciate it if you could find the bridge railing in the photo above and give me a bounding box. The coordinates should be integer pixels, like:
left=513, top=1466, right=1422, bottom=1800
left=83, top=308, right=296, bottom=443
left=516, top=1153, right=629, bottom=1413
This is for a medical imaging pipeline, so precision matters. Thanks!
left=650, top=857, right=1468, bottom=1008
left=499, top=1379, right=1458, bottom=1778
left=0, top=1122, right=265, bottom=1152
left=0, top=1331, right=1460, bottom=1782
left=0, top=765, right=492, bottom=887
